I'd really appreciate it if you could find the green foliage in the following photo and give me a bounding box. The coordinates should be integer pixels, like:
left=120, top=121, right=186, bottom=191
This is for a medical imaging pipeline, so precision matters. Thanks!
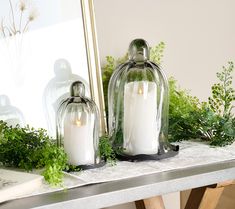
left=208, top=61, right=235, bottom=117
left=0, top=120, right=118, bottom=185
left=39, top=145, right=68, bottom=186
left=201, top=62, right=235, bottom=146
left=150, top=42, right=165, bottom=64
left=168, top=78, right=203, bottom=141
left=99, top=135, right=116, bottom=165
left=102, top=54, right=128, bottom=117
left=169, top=62, right=235, bottom=146
left=102, top=56, right=116, bottom=116
left=0, top=121, right=68, bottom=186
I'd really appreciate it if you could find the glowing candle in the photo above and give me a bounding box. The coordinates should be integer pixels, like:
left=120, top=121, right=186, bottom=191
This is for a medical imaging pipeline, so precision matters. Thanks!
left=123, top=81, right=159, bottom=155
left=64, top=114, right=94, bottom=165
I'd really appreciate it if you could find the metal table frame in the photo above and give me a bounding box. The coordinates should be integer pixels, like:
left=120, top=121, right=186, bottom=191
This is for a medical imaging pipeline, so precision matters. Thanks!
left=1, top=160, right=235, bottom=209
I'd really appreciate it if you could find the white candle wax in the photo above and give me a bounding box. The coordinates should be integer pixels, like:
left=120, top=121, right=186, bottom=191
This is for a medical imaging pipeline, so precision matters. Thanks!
left=64, top=114, right=94, bottom=165
left=124, top=81, right=159, bottom=155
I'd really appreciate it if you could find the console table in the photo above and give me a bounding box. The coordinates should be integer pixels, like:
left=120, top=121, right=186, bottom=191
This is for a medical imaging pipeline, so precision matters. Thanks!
left=1, top=159, right=235, bottom=209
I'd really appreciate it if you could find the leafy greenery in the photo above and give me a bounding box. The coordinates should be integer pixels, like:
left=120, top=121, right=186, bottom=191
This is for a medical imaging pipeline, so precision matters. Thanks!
left=0, top=121, right=68, bottom=186
left=102, top=42, right=235, bottom=147
left=0, top=121, right=117, bottom=186
left=201, top=61, right=235, bottom=146
left=150, top=42, right=165, bottom=64
left=39, top=145, right=68, bottom=186
left=168, top=77, right=203, bottom=141
left=167, top=62, right=235, bottom=146
left=99, top=135, right=116, bottom=165
left=208, top=61, right=235, bottom=117
left=102, top=54, right=128, bottom=118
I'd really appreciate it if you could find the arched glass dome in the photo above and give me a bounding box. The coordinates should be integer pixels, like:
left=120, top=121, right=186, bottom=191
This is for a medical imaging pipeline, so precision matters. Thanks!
left=0, top=95, right=25, bottom=127
left=56, top=81, right=103, bottom=169
left=108, top=39, right=179, bottom=160
left=43, top=59, right=89, bottom=138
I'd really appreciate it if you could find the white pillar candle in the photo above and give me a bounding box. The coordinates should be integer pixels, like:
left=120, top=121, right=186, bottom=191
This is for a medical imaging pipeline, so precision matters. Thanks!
left=124, top=81, right=159, bottom=155
left=64, top=113, right=94, bottom=165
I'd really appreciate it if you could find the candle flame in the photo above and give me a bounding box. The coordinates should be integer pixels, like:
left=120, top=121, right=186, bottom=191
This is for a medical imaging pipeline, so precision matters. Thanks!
left=75, top=120, right=82, bottom=126
left=138, top=87, right=143, bottom=94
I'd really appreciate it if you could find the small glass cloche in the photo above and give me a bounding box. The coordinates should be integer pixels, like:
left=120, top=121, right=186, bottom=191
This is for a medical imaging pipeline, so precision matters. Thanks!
left=43, top=59, right=89, bottom=138
left=56, top=81, right=103, bottom=169
left=0, top=95, right=25, bottom=127
left=108, top=39, right=179, bottom=161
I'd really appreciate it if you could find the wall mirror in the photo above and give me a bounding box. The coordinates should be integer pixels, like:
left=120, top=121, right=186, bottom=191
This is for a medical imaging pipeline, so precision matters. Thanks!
left=0, top=0, right=105, bottom=137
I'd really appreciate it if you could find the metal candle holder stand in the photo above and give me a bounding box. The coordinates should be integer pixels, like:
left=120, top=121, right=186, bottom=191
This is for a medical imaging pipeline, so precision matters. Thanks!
left=116, top=144, right=179, bottom=162
left=67, top=161, right=106, bottom=171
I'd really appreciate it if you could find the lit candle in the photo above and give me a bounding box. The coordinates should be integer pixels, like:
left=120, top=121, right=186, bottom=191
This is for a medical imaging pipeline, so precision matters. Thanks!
left=123, top=81, right=159, bottom=155
left=63, top=113, right=94, bottom=165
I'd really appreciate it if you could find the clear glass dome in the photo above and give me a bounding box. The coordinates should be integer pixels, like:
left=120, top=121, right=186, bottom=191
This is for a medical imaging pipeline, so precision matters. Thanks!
left=0, top=95, right=25, bottom=127
left=56, top=81, right=102, bottom=169
left=43, top=59, right=89, bottom=138
left=108, top=39, right=178, bottom=160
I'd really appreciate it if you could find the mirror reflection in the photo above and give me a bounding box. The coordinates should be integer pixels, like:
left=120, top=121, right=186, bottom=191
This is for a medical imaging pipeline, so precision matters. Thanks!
left=0, top=0, right=90, bottom=136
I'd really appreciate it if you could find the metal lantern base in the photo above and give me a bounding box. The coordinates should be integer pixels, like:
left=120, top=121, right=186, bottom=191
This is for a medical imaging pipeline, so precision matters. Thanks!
left=116, top=144, right=179, bottom=162
left=67, top=161, right=106, bottom=171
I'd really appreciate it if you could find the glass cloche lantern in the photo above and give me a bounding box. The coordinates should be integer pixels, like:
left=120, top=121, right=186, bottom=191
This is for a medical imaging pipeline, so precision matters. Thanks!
left=0, top=95, right=25, bottom=127
left=43, top=59, right=89, bottom=138
left=56, top=81, right=103, bottom=169
left=108, top=39, right=179, bottom=161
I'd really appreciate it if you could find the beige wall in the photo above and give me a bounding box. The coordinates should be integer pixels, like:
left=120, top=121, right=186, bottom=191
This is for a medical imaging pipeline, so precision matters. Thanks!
left=94, top=0, right=235, bottom=101
left=93, top=0, right=235, bottom=209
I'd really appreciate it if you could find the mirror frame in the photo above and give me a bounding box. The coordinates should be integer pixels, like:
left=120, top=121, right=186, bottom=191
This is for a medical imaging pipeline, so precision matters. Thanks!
left=81, top=0, right=106, bottom=135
